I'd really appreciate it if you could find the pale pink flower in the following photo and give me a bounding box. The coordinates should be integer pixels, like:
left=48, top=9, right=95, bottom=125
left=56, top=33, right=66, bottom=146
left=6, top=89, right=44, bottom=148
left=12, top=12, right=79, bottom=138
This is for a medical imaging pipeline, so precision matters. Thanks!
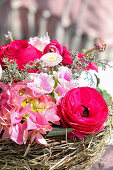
left=41, top=107, right=60, bottom=125
left=30, top=131, right=48, bottom=145
left=57, top=66, right=72, bottom=81
left=29, top=33, right=50, bottom=52
left=58, top=66, right=79, bottom=89
left=0, top=106, right=12, bottom=140
left=26, top=111, right=52, bottom=145
left=54, top=66, right=79, bottom=102
left=41, top=53, right=62, bottom=67
left=54, top=84, right=68, bottom=102
left=32, top=94, right=60, bottom=124
left=4, top=31, right=12, bottom=41
left=54, top=79, right=79, bottom=103
left=27, top=73, right=54, bottom=94
left=8, top=80, right=35, bottom=107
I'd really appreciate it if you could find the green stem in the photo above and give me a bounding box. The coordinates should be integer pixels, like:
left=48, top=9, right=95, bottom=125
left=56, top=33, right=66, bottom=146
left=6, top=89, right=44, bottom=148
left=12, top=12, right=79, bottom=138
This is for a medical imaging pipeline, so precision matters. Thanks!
left=50, top=67, right=53, bottom=75
left=9, top=35, right=14, bottom=42
left=83, top=48, right=95, bottom=56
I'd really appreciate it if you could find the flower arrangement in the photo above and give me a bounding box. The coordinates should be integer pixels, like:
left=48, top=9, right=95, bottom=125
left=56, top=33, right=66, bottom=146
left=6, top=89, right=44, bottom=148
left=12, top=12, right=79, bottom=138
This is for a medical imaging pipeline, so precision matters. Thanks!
left=0, top=32, right=112, bottom=169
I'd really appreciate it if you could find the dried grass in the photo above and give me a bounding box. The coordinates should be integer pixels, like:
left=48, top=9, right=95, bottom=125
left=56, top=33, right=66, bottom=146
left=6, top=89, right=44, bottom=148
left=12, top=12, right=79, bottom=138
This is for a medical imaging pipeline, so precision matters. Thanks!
left=0, top=105, right=113, bottom=170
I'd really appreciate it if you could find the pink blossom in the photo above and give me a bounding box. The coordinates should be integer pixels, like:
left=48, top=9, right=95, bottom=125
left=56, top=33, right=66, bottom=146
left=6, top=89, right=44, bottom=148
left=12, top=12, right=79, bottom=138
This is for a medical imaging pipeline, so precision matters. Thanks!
left=57, top=66, right=72, bottom=81
left=0, top=85, right=11, bottom=110
left=57, top=66, right=79, bottom=88
left=30, top=131, right=47, bottom=145
left=41, top=107, right=60, bottom=125
left=0, top=78, right=60, bottom=145
left=54, top=66, right=79, bottom=102
left=9, top=122, right=27, bottom=144
left=27, top=73, right=54, bottom=94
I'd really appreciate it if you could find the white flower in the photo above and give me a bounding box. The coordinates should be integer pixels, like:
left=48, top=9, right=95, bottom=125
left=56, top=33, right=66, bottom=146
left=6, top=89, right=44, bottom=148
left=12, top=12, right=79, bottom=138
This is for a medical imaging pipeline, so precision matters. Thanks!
left=29, top=33, right=50, bottom=51
left=41, top=53, right=62, bottom=67
left=0, top=65, right=2, bottom=79
left=78, top=70, right=97, bottom=88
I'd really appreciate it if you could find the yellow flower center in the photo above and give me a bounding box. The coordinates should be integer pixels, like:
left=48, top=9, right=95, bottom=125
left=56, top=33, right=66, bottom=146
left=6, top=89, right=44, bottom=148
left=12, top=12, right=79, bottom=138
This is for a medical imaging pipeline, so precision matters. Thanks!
left=39, top=87, right=43, bottom=90
left=48, top=55, right=57, bottom=61
left=21, top=98, right=46, bottom=113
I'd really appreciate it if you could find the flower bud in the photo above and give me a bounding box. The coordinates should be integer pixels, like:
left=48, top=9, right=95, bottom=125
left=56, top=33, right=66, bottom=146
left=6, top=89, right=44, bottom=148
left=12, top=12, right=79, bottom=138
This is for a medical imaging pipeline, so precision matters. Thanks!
left=94, top=39, right=106, bottom=52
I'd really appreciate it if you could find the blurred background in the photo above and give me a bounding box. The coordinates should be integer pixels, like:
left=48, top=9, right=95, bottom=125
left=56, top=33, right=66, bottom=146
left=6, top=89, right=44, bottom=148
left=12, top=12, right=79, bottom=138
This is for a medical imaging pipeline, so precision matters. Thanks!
left=0, top=0, right=113, bottom=62
left=0, top=0, right=113, bottom=169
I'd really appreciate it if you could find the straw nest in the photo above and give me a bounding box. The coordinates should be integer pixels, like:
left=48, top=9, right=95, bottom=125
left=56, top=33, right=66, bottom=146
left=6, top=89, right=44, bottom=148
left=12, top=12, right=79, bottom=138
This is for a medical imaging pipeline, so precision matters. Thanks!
left=0, top=105, right=113, bottom=170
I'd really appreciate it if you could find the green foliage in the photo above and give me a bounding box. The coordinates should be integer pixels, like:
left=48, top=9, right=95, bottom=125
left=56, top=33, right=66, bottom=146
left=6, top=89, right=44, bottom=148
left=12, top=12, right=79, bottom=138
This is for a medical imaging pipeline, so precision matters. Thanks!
left=46, top=127, right=73, bottom=137
left=96, top=87, right=112, bottom=106
left=1, top=58, right=42, bottom=84
left=70, top=51, right=108, bottom=79
left=1, top=58, right=28, bottom=84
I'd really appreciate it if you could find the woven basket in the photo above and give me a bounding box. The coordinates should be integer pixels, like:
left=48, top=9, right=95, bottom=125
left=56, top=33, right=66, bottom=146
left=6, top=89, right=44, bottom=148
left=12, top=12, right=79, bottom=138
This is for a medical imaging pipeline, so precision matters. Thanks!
left=0, top=106, right=112, bottom=170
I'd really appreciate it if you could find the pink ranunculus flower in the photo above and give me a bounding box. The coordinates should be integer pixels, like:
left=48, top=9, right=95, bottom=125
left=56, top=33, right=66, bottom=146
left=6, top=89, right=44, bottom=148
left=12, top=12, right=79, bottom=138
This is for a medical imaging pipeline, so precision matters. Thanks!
left=43, top=40, right=73, bottom=65
left=0, top=40, right=42, bottom=70
left=57, top=87, right=108, bottom=139
left=62, top=47, right=73, bottom=66
left=44, top=40, right=63, bottom=54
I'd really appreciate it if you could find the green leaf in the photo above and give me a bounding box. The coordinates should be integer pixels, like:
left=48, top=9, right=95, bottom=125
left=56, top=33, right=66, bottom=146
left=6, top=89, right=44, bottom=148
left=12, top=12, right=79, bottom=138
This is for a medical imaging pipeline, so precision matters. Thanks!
left=101, top=90, right=112, bottom=106
left=96, top=87, right=112, bottom=106
left=46, top=127, right=73, bottom=137
left=96, top=87, right=102, bottom=93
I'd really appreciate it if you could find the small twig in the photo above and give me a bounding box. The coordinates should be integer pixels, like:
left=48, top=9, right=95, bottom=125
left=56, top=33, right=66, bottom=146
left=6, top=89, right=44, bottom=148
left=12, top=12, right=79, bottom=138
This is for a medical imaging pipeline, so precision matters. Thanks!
left=23, top=144, right=31, bottom=157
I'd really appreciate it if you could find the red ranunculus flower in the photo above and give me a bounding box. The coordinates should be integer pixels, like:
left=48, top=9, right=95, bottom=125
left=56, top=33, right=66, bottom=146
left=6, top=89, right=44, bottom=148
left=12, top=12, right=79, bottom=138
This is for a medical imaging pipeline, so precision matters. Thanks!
left=57, top=87, right=108, bottom=139
left=43, top=40, right=73, bottom=65
left=0, top=40, right=42, bottom=70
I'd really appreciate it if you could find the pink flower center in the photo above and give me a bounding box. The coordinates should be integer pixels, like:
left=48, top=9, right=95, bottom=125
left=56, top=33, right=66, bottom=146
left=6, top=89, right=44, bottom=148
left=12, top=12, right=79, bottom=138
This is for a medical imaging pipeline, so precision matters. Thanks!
left=48, top=46, right=60, bottom=54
